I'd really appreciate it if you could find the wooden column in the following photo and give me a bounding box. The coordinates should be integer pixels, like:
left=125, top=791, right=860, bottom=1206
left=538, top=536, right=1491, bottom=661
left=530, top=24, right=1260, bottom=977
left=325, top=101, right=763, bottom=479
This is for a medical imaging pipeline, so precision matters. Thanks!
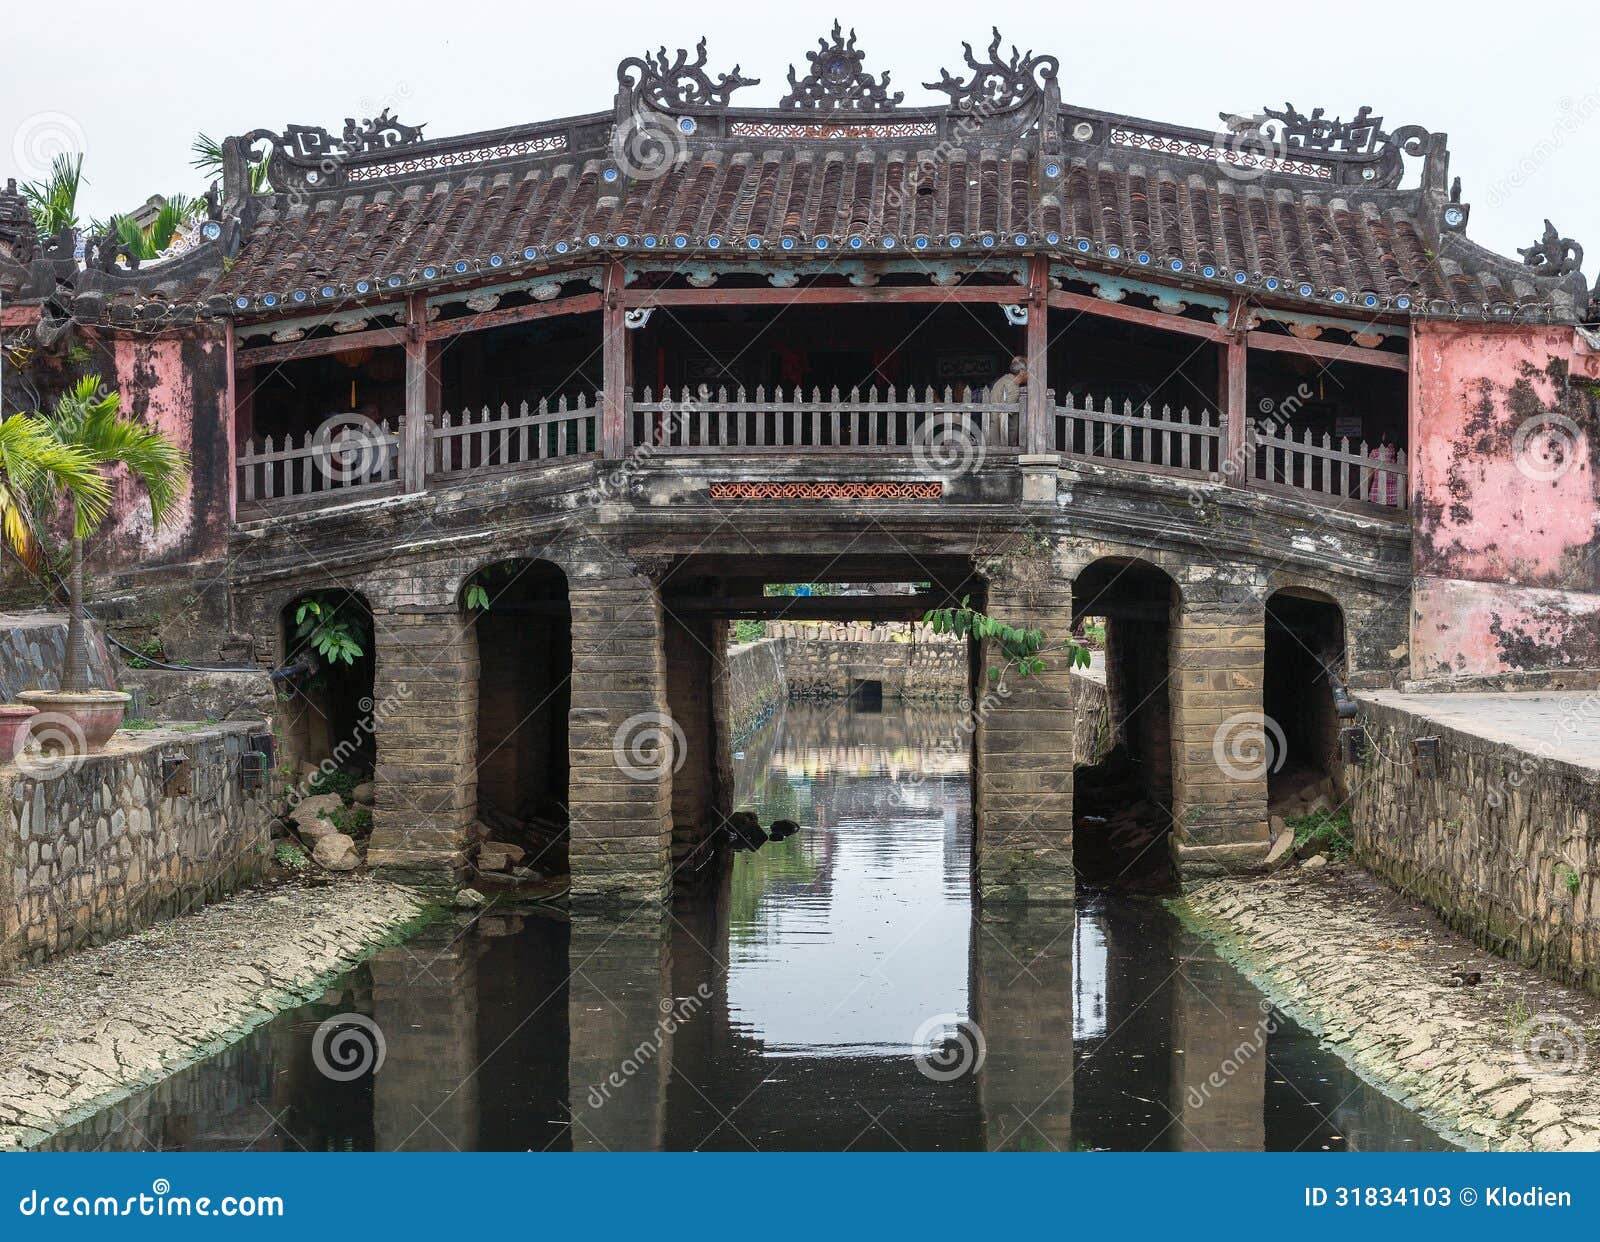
left=1024, top=255, right=1051, bottom=454
left=1222, top=296, right=1248, bottom=487
left=601, top=261, right=628, bottom=459
left=403, top=293, right=430, bottom=492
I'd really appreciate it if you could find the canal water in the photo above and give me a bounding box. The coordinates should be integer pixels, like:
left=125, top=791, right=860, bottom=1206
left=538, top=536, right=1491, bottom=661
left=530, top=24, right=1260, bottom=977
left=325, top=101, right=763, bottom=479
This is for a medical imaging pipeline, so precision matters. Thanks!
left=51, top=704, right=1453, bottom=1152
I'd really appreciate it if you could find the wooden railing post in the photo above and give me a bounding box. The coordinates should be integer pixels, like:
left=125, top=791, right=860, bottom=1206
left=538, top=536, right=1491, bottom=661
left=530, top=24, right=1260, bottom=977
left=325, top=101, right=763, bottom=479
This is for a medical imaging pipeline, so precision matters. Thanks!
left=1024, top=254, right=1051, bottom=455
left=1222, top=296, right=1248, bottom=487
left=403, top=293, right=430, bottom=493
left=601, top=261, right=628, bottom=459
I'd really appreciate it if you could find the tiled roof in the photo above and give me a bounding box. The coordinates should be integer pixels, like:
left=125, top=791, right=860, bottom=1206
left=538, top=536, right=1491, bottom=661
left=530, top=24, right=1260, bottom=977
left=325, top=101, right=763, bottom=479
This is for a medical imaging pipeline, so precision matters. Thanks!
left=8, top=29, right=1590, bottom=326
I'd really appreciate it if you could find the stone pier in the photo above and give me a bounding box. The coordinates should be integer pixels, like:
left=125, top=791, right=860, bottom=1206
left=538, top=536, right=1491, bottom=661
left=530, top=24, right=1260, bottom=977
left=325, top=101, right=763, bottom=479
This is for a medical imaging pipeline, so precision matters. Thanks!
left=1167, top=571, right=1270, bottom=877
left=565, top=560, right=674, bottom=905
left=367, top=607, right=480, bottom=885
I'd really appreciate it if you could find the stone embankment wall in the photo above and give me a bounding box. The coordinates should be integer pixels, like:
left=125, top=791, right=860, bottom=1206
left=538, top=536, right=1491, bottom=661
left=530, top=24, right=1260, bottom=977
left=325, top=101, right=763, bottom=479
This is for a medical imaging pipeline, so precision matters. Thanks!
left=725, top=638, right=787, bottom=739
left=0, top=723, right=275, bottom=970
left=1352, top=695, right=1599, bottom=996
left=767, top=621, right=967, bottom=703
left=0, top=613, right=116, bottom=698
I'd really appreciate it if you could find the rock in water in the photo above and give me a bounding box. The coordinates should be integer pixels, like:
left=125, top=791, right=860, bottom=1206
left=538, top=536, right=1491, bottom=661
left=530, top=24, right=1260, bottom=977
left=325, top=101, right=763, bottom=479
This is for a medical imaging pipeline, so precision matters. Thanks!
left=312, top=832, right=361, bottom=872
left=727, top=810, right=767, bottom=850
left=768, top=819, right=800, bottom=841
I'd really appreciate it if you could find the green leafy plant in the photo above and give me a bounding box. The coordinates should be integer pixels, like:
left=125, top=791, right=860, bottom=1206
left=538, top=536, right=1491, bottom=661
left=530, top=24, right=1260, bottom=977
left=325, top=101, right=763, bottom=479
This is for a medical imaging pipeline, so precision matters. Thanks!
left=90, top=196, right=206, bottom=261
left=191, top=132, right=272, bottom=195
left=122, top=637, right=166, bottom=669
left=274, top=842, right=309, bottom=871
left=1288, top=807, right=1353, bottom=859
left=330, top=804, right=373, bottom=838
left=29, top=376, right=190, bottom=692
left=293, top=597, right=366, bottom=665
left=732, top=619, right=766, bottom=644
left=1556, top=863, right=1581, bottom=897
left=465, top=583, right=491, bottom=611
left=922, top=595, right=1090, bottom=682
left=21, top=153, right=84, bottom=235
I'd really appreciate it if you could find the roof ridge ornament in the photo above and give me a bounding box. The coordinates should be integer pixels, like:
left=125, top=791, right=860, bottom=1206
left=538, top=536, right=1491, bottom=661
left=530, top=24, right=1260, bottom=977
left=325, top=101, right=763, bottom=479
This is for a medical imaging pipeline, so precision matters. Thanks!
left=1519, top=220, right=1583, bottom=278
left=780, top=21, right=901, bottom=111
left=618, top=37, right=759, bottom=111
left=1222, top=102, right=1429, bottom=159
left=923, top=27, right=1058, bottom=113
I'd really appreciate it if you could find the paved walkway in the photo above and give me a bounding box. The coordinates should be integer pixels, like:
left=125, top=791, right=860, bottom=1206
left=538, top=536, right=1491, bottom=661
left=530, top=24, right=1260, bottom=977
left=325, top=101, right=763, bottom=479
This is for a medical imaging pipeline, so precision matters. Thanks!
left=1357, top=689, right=1600, bottom=773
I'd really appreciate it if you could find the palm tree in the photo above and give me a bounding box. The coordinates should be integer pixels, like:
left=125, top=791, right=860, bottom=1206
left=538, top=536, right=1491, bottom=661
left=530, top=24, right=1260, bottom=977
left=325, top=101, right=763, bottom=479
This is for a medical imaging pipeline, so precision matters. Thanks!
left=21, top=153, right=84, bottom=236
left=30, top=377, right=190, bottom=692
left=0, top=413, right=109, bottom=568
left=91, top=196, right=207, bottom=261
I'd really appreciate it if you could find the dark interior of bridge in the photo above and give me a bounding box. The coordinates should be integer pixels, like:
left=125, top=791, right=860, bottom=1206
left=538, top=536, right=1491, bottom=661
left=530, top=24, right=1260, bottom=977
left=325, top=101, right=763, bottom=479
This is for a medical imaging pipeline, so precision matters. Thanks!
left=1263, top=591, right=1348, bottom=810
left=1071, top=559, right=1178, bottom=889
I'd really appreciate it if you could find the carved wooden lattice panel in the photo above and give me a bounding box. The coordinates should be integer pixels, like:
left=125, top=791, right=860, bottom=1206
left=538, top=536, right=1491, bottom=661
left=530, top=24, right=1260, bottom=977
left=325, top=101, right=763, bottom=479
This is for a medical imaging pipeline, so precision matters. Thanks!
left=709, top=481, right=943, bottom=500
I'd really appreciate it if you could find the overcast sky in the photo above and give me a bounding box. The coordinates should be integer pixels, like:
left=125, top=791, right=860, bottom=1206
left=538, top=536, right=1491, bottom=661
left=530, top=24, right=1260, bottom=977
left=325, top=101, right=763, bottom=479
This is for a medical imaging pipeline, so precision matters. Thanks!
left=5, top=0, right=1597, bottom=264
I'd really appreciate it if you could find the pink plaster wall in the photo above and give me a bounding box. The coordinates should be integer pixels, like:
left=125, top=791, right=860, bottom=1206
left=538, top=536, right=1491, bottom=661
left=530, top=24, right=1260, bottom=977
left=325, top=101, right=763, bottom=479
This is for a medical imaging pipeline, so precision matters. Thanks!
left=90, top=328, right=231, bottom=569
left=1411, top=322, right=1600, bottom=677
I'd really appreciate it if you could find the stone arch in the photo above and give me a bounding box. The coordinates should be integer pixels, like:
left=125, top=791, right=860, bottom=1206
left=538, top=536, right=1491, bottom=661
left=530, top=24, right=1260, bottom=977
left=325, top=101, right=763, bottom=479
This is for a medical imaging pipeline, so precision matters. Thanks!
left=1071, top=555, right=1182, bottom=882
left=460, top=556, right=573, bottom=884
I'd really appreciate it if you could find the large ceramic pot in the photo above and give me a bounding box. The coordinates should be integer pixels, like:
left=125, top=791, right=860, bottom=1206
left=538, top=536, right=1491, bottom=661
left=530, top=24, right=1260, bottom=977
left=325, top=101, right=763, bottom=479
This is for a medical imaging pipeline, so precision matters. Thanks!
left=15, top=689, right=132, bottom=754
left=0, top=704, right=39, bottom=761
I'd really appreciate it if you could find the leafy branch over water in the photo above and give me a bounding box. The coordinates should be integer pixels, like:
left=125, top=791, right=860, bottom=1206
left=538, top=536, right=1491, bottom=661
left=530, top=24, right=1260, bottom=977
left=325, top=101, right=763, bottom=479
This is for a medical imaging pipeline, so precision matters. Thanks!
left=922, top=596, right=1091, bottom=683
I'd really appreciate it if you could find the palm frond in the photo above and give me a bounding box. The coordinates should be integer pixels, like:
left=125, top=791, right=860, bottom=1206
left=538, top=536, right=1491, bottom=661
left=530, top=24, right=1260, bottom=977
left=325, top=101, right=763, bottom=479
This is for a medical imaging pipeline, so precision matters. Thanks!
left=20, top=153, right=84, bottom=236
left=0, top=413, right=110, bottom=552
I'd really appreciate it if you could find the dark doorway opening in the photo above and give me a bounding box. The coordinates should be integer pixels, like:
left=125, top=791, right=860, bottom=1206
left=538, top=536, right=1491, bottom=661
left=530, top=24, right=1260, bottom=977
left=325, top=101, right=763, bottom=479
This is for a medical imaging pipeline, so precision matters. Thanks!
left=468, top=559, right=572, bottom=882
left=1263, top=592, right=1347, bottom=814
left=850, top=678, right=884, bottom=712
left=1072, top=559, right=1178, bottom=891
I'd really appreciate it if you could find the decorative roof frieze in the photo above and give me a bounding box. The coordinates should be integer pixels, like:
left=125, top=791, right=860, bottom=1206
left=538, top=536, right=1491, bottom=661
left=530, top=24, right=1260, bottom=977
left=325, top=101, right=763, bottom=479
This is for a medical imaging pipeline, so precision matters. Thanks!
left=1519, top=220, right=1583, bottom=278
left=618, top=38, right=759, bottom=112
left=780, top=22, right=901, bottom=111
left=923, top=27, right=1058, bottom=114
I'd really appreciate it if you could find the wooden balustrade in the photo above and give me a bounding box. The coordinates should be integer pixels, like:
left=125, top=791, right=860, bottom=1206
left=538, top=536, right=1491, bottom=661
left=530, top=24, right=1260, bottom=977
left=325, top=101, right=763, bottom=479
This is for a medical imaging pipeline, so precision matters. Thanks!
left=1250, top=422, right=1407, bottom=510
left=626, top=385, right=1022, bottom=452
left=1054, top=394, right=1222, bottom=477
left=236, top=418, right=402, bottom=506
left=233, top=386, right=1407, bottom=519
left=432, top=394, right=598, bottom=477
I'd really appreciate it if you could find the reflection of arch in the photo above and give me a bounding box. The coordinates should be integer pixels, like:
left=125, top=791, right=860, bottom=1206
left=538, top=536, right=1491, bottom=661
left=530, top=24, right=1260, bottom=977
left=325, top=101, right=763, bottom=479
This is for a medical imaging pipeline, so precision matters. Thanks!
left=1263, top=588, right=1348, bottom=802
left=464, top=559, right=572, bottom=868
left=278, top=587, right=376, bottom=778
left=1071, top=558, right=1180, bottom=881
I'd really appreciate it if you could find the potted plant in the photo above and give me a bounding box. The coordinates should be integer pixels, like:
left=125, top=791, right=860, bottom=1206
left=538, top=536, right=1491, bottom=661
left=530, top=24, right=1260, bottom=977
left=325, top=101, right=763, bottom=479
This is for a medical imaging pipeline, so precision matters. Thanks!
left=0, top=407, right=109, bottom=758
left=16, top=376, right=189, bottom=751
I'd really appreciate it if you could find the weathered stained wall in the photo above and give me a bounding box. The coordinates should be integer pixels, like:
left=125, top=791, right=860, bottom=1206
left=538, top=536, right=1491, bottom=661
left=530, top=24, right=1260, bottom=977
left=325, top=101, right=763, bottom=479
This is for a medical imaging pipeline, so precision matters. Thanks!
left=1352, top=693, right=1599, bottom=996
left=0, top=723, right=274, bottom=970
left=1412, top=323, right=1600, bottom=679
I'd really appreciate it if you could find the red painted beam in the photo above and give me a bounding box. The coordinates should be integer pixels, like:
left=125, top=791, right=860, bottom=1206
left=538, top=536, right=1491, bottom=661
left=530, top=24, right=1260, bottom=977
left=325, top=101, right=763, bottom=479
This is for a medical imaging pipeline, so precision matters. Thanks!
left=624, top=284, right=1026, bottom=308
left=235, top=324, right=408, bottom=368
left=424, top=291, right=603, bottom=342
left=1246, top=329, right=1408, bottom=371
left=1047, top=289, right=1229, bottom=342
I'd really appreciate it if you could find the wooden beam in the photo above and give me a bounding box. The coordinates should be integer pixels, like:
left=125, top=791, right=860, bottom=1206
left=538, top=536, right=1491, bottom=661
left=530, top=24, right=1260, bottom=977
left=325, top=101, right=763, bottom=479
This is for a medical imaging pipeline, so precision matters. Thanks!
left=402, top=294, right=428, bottom=493
left=1047, top=289, right=1229, bottom=342
left=601, top=262, right=627, bottom=458
left=1024, top=255, right=1050, bottom=454
left=235, top=325, right=407, bottom=369
left=664, top=593, right=945, bottom=621
left=423, top=291, right=603, bottom=342
left=1245, top=329, right=1408, bottom=371
left=624, top=284, right=1026, bottom=308
left=1224, top=297, right=1248, bottom=488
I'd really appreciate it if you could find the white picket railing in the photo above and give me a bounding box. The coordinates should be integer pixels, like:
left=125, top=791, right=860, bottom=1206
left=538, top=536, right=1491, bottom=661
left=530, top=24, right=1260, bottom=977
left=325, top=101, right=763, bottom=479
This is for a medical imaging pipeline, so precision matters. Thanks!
left=1053, top=394, right=1222, bottom=477
left=1251, top=423, right=1407, bottom=509
left=236, top=418, right=402, bottom=505
left=432, top=393, right=598, bottom=477
left=626, top=384, right=1021, bottom=452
